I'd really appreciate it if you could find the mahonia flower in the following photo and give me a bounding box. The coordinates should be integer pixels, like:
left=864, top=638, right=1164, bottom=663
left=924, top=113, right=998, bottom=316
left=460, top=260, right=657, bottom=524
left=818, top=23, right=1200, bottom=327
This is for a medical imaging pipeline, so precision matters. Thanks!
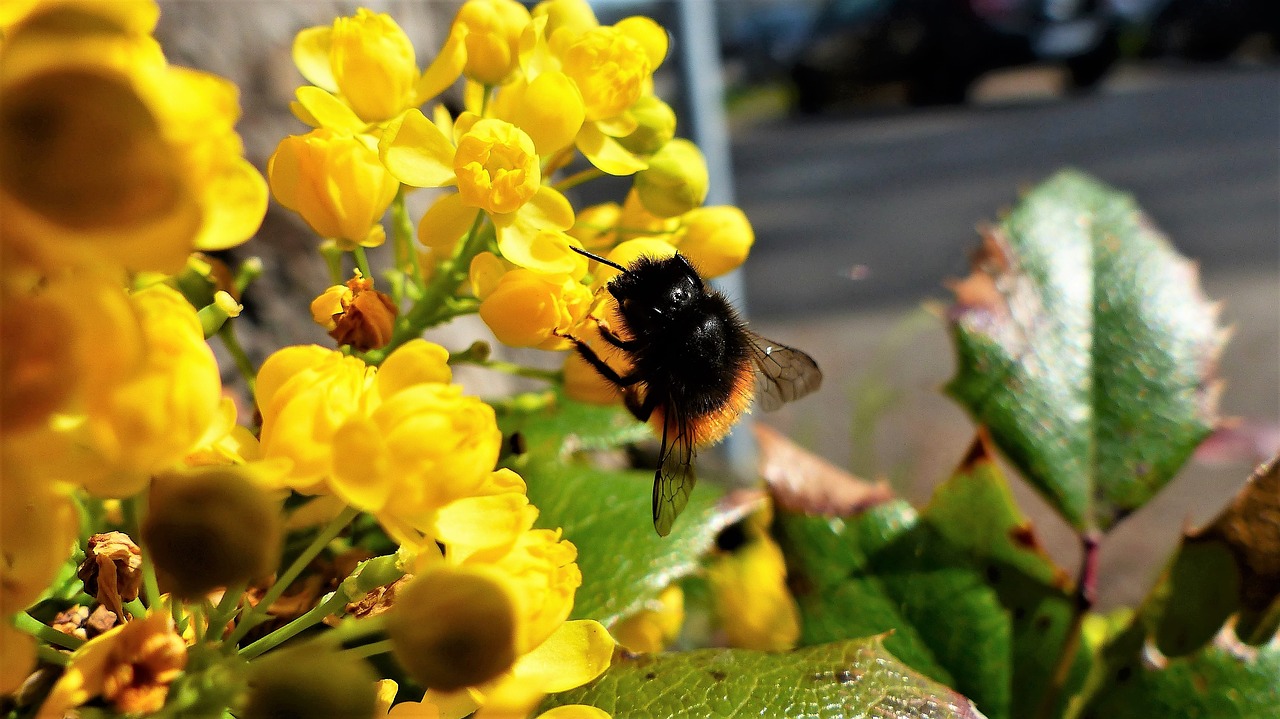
left=478, top=269, right=593, bottom=349
left=610, top=584, right=684, bottom=653
left=632, top=138, right=709, bottom=218
left=311, top=271, right=399, bottom=351
left=2, top=280, right=224, bottom=497
left=706, top=510, right=801, bottom=651
left=380, top=112, right=574, bottom=260
left=269, top=129, right=400, bottom=249
left=0, top=0, right=266, bottom=274
left=674, top=205, right=754, bottom=279
left=290, top=8, right=419, bottom=129
left=36, top=611, right=187, bottom=719
left=452, top=0, right=532, bottom=85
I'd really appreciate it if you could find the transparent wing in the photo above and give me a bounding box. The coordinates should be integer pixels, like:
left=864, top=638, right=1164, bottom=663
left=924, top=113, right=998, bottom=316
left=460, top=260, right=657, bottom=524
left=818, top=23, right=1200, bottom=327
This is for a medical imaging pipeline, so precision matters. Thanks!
left=652, top=402, right=697, bottom=537
left=749, top=334, right=823, bottom=411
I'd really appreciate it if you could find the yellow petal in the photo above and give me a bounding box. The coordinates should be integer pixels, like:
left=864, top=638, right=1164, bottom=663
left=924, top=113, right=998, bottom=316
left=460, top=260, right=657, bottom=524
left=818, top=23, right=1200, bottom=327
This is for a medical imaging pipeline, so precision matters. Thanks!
left=615, top=16, right=667, bottom=68
left=498, top=72, right=584, bottom=156
left=193, top=155, right=268, bottom=251
left=436, top=493, right=536, bottom=563
left=376, top=339, right=452, bottom=397
left=0, top=624, right=34, bottom=694
left=498, top=229, right=587, bottom=277
left=594, top=111, right=638, bottom=139
left=294, top=86, right=366, bottom=134
left=537, top=706, right=611, bottom=719
left=418, top=193, right=481, bottom=250
left=576, top=123, right=647, bottom=176
left=511, top=620, right=615, bottom=693
left=293, top=25, right=338, bottom=92
left=330, top=415, right=396, bottom=511
left=469, top=251, right=508, bottom=300
left=380, top=109, right=458, bottom=188
left=417, top=24, right=468, bottom=104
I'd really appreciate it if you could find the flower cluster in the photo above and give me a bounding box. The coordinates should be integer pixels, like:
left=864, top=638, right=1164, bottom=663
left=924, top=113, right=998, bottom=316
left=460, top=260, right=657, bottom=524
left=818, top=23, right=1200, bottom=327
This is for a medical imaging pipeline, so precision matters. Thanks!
left=3, top=0, right=771, bottom=717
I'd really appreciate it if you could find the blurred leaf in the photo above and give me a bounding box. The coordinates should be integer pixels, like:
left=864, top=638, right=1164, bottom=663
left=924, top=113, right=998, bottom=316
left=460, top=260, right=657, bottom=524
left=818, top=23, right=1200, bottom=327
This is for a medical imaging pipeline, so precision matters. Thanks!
left=755, top=423, right=894, bottom=516
left=778, top=433, right=1086, bottom=719
left=946, top=170, right=1226, bottom=531
left=1147, top=454, right=1280, bottom=655
left=502, top=394, right=754, bottom=627
left=498, top=392, right=652, bottom=458
left=1074, top=623, right=1280, bottom=719
left=543, top=638, right=987, bottom=718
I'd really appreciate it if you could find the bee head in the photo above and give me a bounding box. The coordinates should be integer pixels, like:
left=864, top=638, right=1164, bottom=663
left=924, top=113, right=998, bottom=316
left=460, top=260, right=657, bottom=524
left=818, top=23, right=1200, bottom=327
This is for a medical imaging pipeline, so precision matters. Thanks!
left=610, top=253, right=705, bottom=327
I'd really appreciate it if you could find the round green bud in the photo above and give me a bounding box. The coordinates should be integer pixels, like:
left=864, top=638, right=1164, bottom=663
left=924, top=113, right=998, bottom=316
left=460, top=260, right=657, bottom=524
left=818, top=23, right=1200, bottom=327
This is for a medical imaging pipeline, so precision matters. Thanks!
left=617, top=96, right=676, bottom=155
left=633, top=138, right=709, bottom=218
left=242, top=645, right=376, bottom=719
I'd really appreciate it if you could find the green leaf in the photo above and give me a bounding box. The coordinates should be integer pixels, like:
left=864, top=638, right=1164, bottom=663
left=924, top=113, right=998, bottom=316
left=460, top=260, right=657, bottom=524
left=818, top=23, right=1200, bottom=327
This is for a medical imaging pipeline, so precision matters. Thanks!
left=498, top=391, right=653, bottom=457
left=544, top=638, right=987, bottom=718
left=1074, top=623, right=1280, bottom=718
left=945, top=170, right=1226, bottom=531
left=778, top=434, right=1087, bottom=719
left=501, top=394, right=752, bottom=627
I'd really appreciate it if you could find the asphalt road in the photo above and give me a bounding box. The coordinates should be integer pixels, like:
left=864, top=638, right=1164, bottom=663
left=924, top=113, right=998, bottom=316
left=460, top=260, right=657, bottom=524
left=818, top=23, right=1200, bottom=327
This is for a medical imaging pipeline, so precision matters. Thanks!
left=732, top=64, right=1279, bottom=318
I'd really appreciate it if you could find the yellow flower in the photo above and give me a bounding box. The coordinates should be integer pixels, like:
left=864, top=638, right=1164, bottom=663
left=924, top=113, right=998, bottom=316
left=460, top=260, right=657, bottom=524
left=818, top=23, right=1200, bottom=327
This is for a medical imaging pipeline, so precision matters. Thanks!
left=1, top=623, right=35, bottom=694
left=632, top=138, right=708, bottom=218
left=478, top=269, right=592, bottom=349
left=268, top=129, right=399, bottom=249
left=380, top=112, right=574, bottom=257
left=567, top=201, right=620, bottom=250
left=530, top=0, right=599, bottom=37
left=36, top=611, right=186, bottom=719
left=3, top=281, right=223, bottom=497
left=616, top=95, right=676, bottom=155
left=293, top=9, right=418, bottom=126
left=454, top=0, right=532, bottom=85
left=610, top=584, right=684, bottom=653
left=675, top=205, right=754, bottom=278
left=706, top=513, right=801, bottom=652
left=0, top=0, right=266, bottom=274
left=615, top=188, right=679, bottom=244
left=0, top=468, right=78, bottom=616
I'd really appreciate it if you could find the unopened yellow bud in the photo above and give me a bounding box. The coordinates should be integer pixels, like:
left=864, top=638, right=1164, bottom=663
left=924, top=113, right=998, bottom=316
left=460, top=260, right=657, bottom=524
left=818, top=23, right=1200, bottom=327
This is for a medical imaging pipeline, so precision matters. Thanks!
left=568, top=202, right=621, bottom=250
left=633, top=139, right=708, bottom=218
left=328, top=9, right=419, bottom=123
left=243, top=645, right=376, bottom=719
left=479, top=269, right=592, bottom=349
left=617, top=96, right=676, bottom=155
left=143, top=467, right=282, bottom=599
left=454, top=0, right=531, bottom=85
left=387, top=566, right=518, bottom=691
left=676, top=206, right=753, bottom=278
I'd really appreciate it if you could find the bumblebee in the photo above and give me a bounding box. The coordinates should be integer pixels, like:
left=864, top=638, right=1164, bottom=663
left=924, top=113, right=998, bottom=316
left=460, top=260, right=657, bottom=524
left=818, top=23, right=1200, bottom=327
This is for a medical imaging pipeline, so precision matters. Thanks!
left=563, top=247, right=822, bottom=535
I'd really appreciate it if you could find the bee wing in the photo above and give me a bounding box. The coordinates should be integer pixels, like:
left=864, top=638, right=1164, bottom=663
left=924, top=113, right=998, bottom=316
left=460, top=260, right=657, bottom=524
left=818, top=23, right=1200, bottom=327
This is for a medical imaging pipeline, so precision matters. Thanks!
left=653, top=401, right=697, bottom=537
left=749, top=335, right=823, bottom=412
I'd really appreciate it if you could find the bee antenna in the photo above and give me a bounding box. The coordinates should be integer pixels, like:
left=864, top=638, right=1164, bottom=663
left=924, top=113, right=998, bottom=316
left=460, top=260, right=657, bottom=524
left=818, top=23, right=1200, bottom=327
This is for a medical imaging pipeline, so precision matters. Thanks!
left=570, top=245, right=630, bottom=274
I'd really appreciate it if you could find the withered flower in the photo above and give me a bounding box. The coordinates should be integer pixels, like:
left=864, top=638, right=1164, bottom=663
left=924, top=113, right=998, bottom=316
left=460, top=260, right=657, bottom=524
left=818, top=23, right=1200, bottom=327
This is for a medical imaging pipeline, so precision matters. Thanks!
left=310, top=273, right=398, bottom=351
left=76, top=531, right=143, bottom=619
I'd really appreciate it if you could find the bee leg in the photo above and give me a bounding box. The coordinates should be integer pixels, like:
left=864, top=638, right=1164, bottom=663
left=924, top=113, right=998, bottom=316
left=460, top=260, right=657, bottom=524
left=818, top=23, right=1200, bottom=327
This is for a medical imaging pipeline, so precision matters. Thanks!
left=598, top=325, right=641, bottom=351
left=561, top=334, right=643, bottom=387
left=622, top=386, right=658, bottom=422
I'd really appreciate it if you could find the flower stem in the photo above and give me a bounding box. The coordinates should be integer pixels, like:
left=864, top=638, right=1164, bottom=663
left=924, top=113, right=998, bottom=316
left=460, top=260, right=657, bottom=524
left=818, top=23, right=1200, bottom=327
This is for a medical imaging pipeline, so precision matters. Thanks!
left=341, top=638, right=395, bottom=660
left=369, top=210, right=487, bottom=363
left=37, top=644, right=71, bottom=666
left=451, top=355, right=563, bottom=383
left=223, top=506, right=359, bottom=649
left=13, top=612, right=82, bottom=651
left=352, top=246, right=374, bottom=281
left=122, top=495, right=161, bottom=608
left=239, top=590, right=348, bottom=660
left=553, top=166, right=605, bottom=192
left=390, top=187, right=423, bottom=286
left=218, top=321, right=257, bottom=399
left=1033, top=531, right=1100, bottom=719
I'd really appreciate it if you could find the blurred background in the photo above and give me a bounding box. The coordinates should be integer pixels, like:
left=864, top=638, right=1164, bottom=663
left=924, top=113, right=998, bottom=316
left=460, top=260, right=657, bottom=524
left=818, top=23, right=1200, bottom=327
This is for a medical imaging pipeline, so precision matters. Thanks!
left=155, top=0, right=1278, bottom=608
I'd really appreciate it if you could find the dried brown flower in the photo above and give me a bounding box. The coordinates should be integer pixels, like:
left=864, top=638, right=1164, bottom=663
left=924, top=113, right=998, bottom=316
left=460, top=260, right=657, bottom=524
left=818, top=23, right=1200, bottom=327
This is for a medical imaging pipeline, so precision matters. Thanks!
left=76, top=531, right=143, bottom=619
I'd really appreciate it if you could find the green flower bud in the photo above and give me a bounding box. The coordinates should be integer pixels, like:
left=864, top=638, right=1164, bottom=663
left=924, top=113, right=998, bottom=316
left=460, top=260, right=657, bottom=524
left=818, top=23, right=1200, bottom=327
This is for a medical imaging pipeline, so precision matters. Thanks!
left=386, top=566, right=518, bottom=691
left=617, top=96, right=676, bottom=155
left=142, top=467, right=281, bottom=599
left=633, top=138, right=708, bottom=218
left=242, top=645, right=376, bottom=719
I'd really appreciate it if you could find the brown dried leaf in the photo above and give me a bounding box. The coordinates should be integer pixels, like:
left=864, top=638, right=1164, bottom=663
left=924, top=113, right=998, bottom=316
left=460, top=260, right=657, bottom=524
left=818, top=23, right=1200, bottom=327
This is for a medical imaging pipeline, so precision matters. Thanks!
left=755, top=423, right=894, bottom=516
left=1194, top=455, right=1280, bottom=615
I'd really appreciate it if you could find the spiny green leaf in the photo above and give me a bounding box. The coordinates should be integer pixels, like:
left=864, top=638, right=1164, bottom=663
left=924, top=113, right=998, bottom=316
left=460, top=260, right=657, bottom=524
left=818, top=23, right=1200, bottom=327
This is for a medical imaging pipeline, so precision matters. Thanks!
left=544, top=638, right=987, bottom=718
left=946, top=170, right=1226, bottom=531
left=778, top=434, right=1086, bottom=719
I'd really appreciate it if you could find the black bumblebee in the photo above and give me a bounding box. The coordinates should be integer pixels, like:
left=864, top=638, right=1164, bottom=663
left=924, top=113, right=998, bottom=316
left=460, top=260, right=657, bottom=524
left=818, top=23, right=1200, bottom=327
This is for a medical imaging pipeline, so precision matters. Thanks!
left=563, top=246, right=822, bottom=535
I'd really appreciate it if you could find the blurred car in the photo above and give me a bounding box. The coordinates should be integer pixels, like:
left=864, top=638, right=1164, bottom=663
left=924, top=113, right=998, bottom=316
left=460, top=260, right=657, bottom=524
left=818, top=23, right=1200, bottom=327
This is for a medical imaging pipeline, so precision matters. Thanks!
left=1118, top=0, right=1279, bottom=60
left=790, top=0, right=1121, bottom=110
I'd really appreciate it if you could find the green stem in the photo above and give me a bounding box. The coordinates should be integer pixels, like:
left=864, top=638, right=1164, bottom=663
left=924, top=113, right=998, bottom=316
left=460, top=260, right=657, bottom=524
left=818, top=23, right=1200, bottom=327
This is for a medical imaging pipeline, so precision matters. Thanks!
left=390, top=187, right=422, bottom=286
left=123, top=496, right=161, bottom=607
left=451, top=356, right=563, bottom=383
left=320, top=241, right=344, bottom=285
left=239, top=591, right=348, bottom=660
left=13, top=612, right=83, bottom=651
left=223, top=506, right=359, bottom=649
left=553, top=166, right=605, bottom=193
left=123, top=598, right=146, bottom=620
left=341, top=638, right=395, bottom=660
left=204, top=583, right=247, bottom=644
left=368, top=210, right=488, bottom=364
left=218, top=321, right=257, bottom=398
left=352, top=246, right=374, bottom=281
left=170, top=595, right=186, bottom=634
